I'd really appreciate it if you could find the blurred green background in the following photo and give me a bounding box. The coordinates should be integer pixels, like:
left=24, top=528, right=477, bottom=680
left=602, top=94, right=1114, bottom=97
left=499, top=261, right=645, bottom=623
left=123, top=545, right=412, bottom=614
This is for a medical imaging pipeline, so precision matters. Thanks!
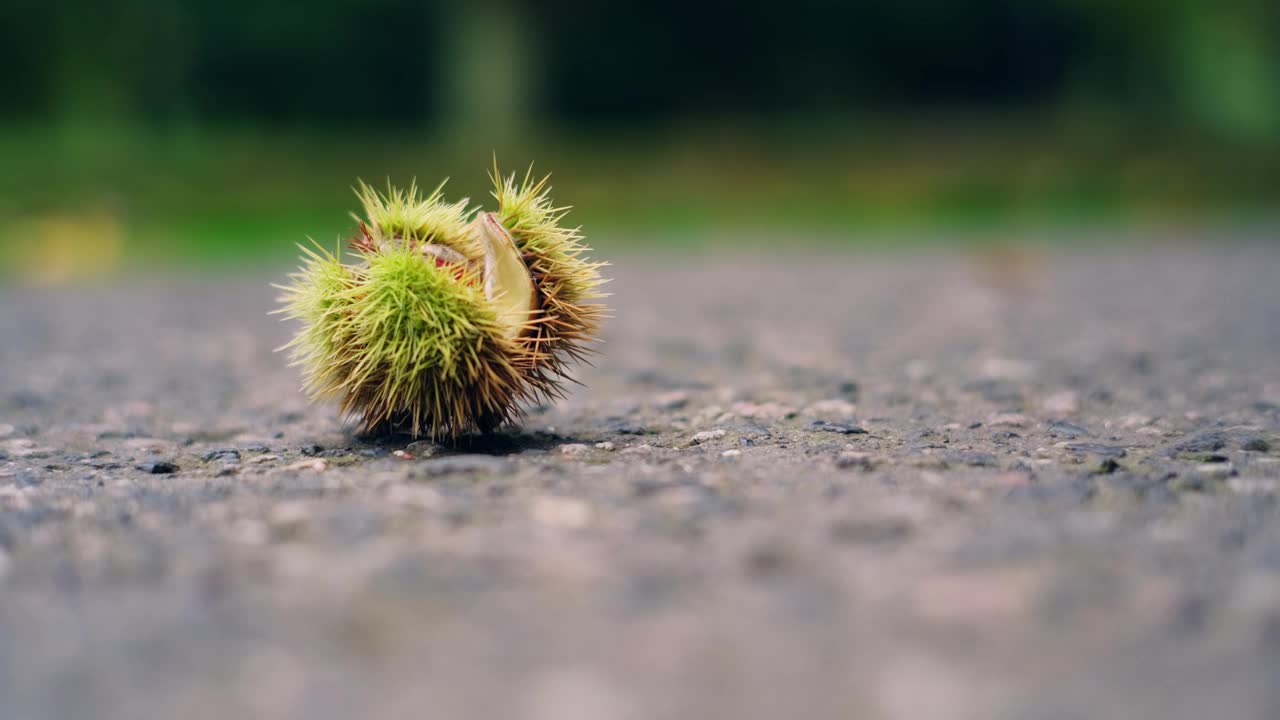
left=1, top=0, right=1277, bottom=281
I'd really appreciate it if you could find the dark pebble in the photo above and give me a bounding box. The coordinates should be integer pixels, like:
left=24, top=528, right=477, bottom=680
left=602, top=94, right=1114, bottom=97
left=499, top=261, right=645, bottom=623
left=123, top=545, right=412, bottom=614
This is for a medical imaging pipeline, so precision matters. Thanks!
left=744, top=543, right=792, bottom=577
left=136, top=461, right=179, bottom=474
left=97, top=430, right=140, bottom=440
left=838, top=381, right=860, bottom=400
left=242, top=444, right=271, bottom=453
left=1047, top=420, right=1091, bottom=438
left=738, top=437, right=754, bottom=447
left=1094, top=458, right=1121, bottom=475
left=809, top=420, right=867, bottom=435
left=1064, top=442, right=1128, bottom=459
left=1169, top=431, right=1226, bottom=455
left=202, top=448, right=241, bottom=463
left=605, top=420, right=653, bottom=436
left=1242, top=437, right=1271, bottom=453
left=300, top=444, right=325, bottom=456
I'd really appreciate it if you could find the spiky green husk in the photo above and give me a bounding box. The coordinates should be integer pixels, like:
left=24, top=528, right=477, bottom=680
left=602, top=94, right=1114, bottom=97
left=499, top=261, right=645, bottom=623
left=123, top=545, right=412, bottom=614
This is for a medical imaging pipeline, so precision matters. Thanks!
left=279, top=242, right=534, bottom=437
left=278, top=170, right=606, bottom=439
left=492, top=165, right=609, bottom=382
left=352, top=179, right=473, bottom=252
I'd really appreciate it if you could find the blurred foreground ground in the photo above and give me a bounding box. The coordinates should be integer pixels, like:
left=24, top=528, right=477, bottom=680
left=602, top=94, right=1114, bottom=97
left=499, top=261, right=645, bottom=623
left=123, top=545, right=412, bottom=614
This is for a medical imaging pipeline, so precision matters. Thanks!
left=2, top=245, right=1280, bottom=719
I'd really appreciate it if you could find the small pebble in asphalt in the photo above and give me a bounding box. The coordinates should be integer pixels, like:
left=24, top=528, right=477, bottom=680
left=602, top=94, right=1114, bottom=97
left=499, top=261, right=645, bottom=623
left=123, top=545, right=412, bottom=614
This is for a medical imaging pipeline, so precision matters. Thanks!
left=405, top=440, right=438, bottom=457
left=202, top=448, right=241, bottom=463
left=136, top=461, right=179, bottom=474
left=1047, top=420, right=1091, bottom=438
left=1064, top=443, right=1128, bottom=459
left=1169, top=432, right=1226, bottom=455
left=1242, top=437, right=1271, bottom=453
left=809, top=420, right=867, bottom=435
left=1094, top=458, right=1122, bottom=475
left=690, top=430, right=727, bottom=444
left=279, top=459, right=328, bottom=473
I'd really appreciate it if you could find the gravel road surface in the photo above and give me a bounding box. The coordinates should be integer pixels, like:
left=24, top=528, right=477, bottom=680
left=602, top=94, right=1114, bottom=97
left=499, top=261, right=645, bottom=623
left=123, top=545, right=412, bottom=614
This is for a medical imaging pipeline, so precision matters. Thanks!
left=2, top=247, right=1279, bottom=719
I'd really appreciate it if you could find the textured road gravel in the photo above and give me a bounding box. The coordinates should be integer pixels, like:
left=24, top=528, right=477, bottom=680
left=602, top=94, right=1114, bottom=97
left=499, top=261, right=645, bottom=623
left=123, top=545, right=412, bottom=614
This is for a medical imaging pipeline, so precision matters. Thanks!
left=2, top=247, right=1279, bottom=719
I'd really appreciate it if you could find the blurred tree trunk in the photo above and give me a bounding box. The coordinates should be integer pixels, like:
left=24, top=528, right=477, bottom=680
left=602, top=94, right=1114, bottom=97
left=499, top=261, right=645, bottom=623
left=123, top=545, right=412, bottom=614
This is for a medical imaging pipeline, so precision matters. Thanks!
left=49, top=0, right=192, bottom=136
left=435, top=0, right=539, bottom=147
left=50, top=0, right=136, bottom=132
left=1167, top=1, right=1278, bottom=144
left=1065, top=0, right=1278, bottom=143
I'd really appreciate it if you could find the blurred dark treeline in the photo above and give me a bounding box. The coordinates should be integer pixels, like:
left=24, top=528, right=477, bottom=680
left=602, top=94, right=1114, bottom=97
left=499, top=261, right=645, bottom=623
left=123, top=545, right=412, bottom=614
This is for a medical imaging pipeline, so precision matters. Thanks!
left=2, top=0, right=1278, bottom=280
left=3, top=0, right=1278, bottom=142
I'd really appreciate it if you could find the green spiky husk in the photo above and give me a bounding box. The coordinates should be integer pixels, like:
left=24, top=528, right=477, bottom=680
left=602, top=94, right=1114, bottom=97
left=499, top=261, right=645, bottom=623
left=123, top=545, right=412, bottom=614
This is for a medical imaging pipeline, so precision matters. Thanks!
left=492, top=165, right=609, bottom=386
left=278, top=170, right=605, bottom=439
left=279, top=243, right=535, bottom=436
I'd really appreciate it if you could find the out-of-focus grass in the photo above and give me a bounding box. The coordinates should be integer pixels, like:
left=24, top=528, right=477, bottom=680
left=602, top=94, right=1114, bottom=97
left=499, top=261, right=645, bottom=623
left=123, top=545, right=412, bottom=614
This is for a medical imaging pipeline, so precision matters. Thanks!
left=1, top=122, right=1276, bottom=280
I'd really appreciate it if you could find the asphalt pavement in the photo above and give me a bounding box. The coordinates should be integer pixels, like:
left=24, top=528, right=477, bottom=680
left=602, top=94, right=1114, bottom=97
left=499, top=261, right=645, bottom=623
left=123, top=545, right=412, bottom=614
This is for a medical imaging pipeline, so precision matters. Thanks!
left=2, top=246, right=1279, bottom=719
